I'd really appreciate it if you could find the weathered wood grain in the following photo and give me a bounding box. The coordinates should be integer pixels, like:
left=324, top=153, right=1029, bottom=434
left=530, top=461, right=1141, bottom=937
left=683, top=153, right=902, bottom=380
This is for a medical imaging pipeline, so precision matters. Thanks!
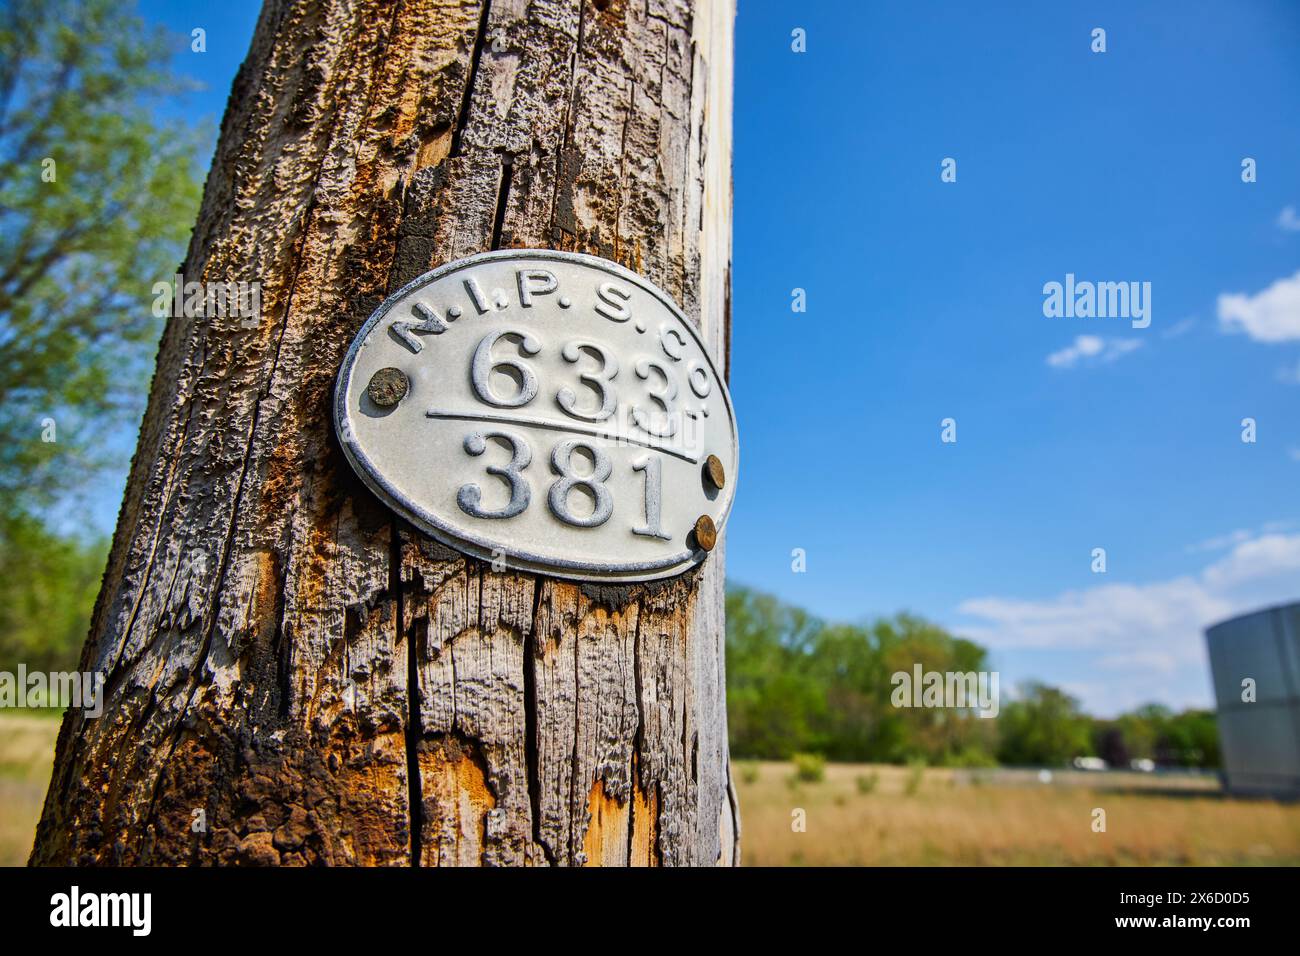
left=31, top=0, right=736, bottom=867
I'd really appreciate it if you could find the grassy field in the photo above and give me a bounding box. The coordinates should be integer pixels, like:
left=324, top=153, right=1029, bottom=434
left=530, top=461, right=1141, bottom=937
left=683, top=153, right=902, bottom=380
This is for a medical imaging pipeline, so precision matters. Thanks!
left=0, top=712, right=59, bottom=866
left=4, top=717, right=1298, bottom=866
left=735, top=760, right=1300, bottom=866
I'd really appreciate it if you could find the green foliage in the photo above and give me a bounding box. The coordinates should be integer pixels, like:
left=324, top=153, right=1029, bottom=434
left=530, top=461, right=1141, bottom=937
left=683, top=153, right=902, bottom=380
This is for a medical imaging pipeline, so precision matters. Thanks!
left=0, top=0, right=204, bottom=680
left=855, top=771, right=878, bottom=794
left=904, top=758, right=925, bottom=796
left=791, top=752, right=825, bottom=783
left=725, top=585, right=1219, bottom=769
left=1159, top=709, right=1221, bottom=768
left=1096, top=705, right=1221, bottom=769
left=946, top=746, right=999, bottom=769
left=0, top=513, right=107, bottom=673
left=0, top=0, right=203, bottom=519
left=994, top=681, right=1092, bottom=766
left=726, top=586, right=999, bottom=765
left=725, top=587, right=827, bottom=758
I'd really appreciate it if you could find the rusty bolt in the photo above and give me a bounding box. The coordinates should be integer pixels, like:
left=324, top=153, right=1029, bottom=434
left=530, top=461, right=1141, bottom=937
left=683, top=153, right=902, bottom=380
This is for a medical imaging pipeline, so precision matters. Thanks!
left=704, top=454, right=725, bottom=490
left=367, top=367, right=409, bottom=407
left=693, top=514, right=717, bottom=552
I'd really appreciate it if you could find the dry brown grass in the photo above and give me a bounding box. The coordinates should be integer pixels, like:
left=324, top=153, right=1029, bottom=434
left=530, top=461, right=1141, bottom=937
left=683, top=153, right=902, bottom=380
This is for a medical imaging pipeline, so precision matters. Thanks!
left=5, top=723, right=1298, bottom=867
left=736, top=760, right=1300, bottom=866
left=0, top=712, right=59, bottom=866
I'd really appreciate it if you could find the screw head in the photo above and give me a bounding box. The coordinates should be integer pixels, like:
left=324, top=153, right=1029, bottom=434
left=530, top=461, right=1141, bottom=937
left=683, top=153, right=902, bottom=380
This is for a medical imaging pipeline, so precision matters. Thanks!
left=367, top=367, right=409, bottom=407
left=704, top=454, right=725, bottom=490
left=693, top=514, right=717, bottom=552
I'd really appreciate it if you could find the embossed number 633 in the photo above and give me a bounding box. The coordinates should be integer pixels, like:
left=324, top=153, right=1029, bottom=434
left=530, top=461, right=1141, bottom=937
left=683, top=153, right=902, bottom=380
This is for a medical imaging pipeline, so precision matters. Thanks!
left=470, top=328, right=711, bottom=438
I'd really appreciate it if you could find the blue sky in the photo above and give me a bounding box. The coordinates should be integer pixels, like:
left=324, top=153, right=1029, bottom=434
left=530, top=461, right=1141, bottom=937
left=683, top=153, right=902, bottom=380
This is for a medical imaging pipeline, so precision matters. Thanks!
left=124, top=0, right=1300, bottom=716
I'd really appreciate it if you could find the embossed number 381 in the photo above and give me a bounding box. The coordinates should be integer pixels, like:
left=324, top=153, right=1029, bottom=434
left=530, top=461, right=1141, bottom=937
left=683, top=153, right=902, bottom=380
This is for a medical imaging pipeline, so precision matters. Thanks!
left=456, top=431, right=667, bottom=538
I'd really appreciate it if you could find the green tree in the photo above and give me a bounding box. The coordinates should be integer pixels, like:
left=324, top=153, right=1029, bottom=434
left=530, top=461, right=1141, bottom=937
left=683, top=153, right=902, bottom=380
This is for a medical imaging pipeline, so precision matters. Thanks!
left=0, top=0, right=203, bottom=674
left=1161, top=709, right=1220, bottom=768
left=807, top=621, right=892, bottom=760
left=725, top=587, right=826, bottom=758
left=1114, top=705, right=1162, bottom=761
left=725, top=586, right=999, bottom=765
left=996, top=681, right=1092, bottom=766
left=724, top=586, right=1218, bottom=770
left=0, top=513, right=106, bottom=673
left=1093, top=704, right=1221, bottom=769
left=870, top=613, right=997, bottom=764
left=0, top=0, right=202, bottom=520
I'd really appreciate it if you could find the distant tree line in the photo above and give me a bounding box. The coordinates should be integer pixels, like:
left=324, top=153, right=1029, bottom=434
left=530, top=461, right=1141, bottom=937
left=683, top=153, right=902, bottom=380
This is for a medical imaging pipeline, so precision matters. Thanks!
left=726, top=586, right=1220, bottom=769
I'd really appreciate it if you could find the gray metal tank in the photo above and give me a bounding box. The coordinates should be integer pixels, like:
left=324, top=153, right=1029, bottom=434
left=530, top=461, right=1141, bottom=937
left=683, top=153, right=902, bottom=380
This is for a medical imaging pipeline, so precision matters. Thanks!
left=1204, top=602, right=1300, bottom=796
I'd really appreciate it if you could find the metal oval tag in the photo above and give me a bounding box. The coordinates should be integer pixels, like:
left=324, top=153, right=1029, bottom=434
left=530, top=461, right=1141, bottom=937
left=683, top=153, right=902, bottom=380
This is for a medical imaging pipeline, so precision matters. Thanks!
left=334, top=250, right=738, bottom=582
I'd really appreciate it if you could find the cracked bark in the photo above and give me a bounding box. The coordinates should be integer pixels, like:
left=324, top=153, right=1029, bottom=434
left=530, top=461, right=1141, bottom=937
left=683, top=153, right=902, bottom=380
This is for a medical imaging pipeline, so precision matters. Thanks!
left=29, top=0, right=738, bottom=867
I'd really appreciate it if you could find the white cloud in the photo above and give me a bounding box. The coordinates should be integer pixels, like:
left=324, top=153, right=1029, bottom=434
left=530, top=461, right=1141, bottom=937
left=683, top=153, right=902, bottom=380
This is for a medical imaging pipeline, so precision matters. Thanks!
left=1185, top=520, right=1293, bottom=553
left=1279, top=205, right=1300, bottom=232
left=958, top=578, right=1230, bottom=656
left=1046, top=335, right=1143, bottom=369
left=1047, top=335, right=1103, bottom=367
left=1185, top=528, right=1252, bottom=553
left=1218, top=270, right=1300, bottom=342
left=1162, top=317, right=1196, bottom=339
left=1095, top=650, right=1180, bottom=674
left=1201, top=533, right=1300, bottom=589
left=955, top=531, right=1300, bottom=714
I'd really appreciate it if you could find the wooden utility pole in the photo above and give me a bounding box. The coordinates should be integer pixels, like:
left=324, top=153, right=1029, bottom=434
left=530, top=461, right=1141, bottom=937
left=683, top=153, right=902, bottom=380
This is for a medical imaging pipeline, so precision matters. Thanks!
left=31, top=0, right=737, bottom=866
